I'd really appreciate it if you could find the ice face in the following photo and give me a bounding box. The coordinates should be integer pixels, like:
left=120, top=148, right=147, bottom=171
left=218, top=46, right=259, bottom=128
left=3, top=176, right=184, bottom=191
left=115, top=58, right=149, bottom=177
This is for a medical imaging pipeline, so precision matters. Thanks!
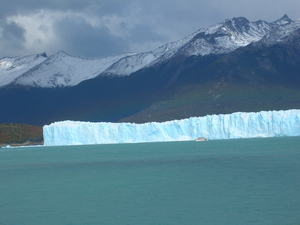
left=43, top=109, right=300, bottom=146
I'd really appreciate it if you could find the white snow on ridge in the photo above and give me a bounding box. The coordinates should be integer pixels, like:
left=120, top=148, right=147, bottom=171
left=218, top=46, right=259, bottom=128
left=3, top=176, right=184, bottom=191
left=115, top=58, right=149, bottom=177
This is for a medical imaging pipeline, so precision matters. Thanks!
left=106, top=15, right=299, bottom=76
left=102, top=18, right=270, bottom=76
left=102, top=31, right=200, bottom=76
left=43, top=109, right=300, bottom=146
left=0, top=53, right=47, bottom=87
left=257, top=19, right=300, bottom=47
left=14, top=51, right=135, bottom=88
left=178, top=18, right=272, bottom=56
left=1, top=15, right=300, bottom=88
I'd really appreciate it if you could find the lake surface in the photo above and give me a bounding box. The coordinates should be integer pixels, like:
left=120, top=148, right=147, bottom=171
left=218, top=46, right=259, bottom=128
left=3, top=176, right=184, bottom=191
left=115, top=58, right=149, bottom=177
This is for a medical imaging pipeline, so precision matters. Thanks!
left=1, top=137, right=300, bottom=225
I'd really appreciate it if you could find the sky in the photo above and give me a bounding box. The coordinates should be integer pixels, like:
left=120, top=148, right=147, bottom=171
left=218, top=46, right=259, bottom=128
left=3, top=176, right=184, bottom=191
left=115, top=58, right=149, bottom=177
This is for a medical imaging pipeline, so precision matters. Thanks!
left=0, top=0, right=299, bottom=59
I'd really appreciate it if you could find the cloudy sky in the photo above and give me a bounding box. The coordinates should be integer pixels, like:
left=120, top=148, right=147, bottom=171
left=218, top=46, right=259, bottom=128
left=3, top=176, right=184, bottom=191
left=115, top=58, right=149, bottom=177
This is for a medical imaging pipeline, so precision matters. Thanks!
left=0, top=0, right=299, bottom=58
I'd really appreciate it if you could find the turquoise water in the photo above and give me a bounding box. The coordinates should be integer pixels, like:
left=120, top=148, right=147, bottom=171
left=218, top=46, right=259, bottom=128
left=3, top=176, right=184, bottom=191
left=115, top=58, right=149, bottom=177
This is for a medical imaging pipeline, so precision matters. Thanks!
left=1, top=137, right=300, bottom=225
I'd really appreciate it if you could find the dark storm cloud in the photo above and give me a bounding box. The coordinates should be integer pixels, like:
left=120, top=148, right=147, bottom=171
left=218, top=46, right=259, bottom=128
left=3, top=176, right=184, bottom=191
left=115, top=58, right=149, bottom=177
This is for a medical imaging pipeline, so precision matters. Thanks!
left=53, top=16, right=129, bottom=58
left=0, top=0, right=91, bottom=17
left=0, top=0, right=299, bottom=58
left=1, top=20, right=26, bottom=41
left=126, top=24, right=167, bottom=44
left=0, top=0, right=128, bottom=18
left=0, top=20, right=26, bottom=56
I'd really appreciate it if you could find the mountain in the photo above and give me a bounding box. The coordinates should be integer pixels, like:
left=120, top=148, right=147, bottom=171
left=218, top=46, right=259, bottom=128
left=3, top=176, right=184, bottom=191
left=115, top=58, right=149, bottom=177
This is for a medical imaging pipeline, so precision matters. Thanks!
left=1, top=14, right=299, bottom=88
left=9, top=51, right=134, bottom=88
left=0, top=53, right=47, bottom=87
left=1, top=15, right=300, bottom=126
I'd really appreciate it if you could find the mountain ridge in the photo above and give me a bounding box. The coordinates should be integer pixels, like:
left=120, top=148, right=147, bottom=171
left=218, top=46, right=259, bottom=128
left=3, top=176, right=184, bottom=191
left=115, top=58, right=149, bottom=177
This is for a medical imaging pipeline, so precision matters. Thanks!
left=0, top=15, right=300, bottom=126
left=1, top=15, right=299, bottom=88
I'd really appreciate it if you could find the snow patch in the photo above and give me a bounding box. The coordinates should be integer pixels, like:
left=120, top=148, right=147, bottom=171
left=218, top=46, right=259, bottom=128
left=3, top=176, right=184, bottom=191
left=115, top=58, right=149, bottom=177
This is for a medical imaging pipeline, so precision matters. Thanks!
left=0, top=53, right=47, bottom=87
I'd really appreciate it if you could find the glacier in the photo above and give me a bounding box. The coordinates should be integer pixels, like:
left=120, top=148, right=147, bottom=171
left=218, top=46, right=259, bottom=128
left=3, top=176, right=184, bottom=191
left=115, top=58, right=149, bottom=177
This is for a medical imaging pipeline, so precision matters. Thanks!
left=43, top=109, right=300, bottom=146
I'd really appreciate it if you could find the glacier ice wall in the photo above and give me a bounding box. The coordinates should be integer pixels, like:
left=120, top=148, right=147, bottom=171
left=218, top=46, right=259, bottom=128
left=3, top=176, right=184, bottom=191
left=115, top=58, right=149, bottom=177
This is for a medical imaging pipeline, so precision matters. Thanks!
left=43, top=109, right=300, bottom=146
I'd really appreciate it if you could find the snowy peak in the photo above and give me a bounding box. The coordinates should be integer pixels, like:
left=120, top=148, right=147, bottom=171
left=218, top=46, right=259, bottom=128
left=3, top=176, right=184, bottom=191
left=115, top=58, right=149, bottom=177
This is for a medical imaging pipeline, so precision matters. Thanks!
left=254, top=15, right=300, bottom=47
left=172, top=16, right=273, bottom=57
left=13, top=51, right=133, bottom=88
left=273, top=14, right=293, bottom=26
left=0, top=52, right=47, bottom=71
left=1, top=15, right=300, bottom=88
left=0, top=53, right=47, bottom=87
left=47, top=50, right=69, bottom=59
left=103, top=16, right=270, bottom=75
left=223, top=17, right=251, bottom=32
left=169, top=14, right=300, bottom=57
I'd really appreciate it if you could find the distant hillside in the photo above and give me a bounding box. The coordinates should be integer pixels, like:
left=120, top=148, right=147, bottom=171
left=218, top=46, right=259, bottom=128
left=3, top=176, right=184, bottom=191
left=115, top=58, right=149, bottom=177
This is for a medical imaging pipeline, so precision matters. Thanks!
left=120, top=37, right=300, bottom=123
left=0, top=15, right=299, bottom=126
left=0, top=123, right=43, bottom=147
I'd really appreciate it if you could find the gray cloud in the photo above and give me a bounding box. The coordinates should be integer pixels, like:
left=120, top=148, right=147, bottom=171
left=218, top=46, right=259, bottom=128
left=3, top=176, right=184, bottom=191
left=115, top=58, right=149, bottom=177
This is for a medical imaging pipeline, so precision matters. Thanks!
left=53, top=16, right=129, bottom=58
left=0, top=0, right=299, bottom=58
left=127, top=24, right=167, bottom=44
left=0, top=20, right=26, bottom=56
left=1, top=20, right=26, bottom=41
left=0, top=0, right=93, bottom=17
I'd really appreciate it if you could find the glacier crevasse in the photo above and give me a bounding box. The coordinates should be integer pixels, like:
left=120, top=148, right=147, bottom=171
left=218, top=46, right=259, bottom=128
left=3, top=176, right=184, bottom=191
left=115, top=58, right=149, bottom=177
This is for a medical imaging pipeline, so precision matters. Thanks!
left=43, top=109, right=300, bottom=146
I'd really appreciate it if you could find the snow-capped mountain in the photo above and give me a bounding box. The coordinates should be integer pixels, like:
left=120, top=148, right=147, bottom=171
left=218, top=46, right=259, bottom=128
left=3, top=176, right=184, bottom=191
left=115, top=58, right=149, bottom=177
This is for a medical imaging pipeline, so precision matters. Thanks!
left=13, top=51, right=134, bottom=88
left=103, top=15, right=295, bottom=76
left=253, top=15, right=300, bottom=47
left=0, top=53, right=47, bottom=87
left=1, top=15, right=299, bottom=88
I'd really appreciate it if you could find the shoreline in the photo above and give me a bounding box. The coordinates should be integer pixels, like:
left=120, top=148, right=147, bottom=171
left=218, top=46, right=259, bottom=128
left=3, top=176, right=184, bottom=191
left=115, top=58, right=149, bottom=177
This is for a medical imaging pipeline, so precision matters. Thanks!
left=0, top=141, right=44, bottom=148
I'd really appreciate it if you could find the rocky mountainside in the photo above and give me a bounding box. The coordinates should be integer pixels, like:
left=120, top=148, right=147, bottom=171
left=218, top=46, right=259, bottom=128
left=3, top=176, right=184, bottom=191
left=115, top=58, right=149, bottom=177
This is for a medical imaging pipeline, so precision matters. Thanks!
left=0, top=15, right=300, bottom=126
left=1, top=15, right=299, bottom=88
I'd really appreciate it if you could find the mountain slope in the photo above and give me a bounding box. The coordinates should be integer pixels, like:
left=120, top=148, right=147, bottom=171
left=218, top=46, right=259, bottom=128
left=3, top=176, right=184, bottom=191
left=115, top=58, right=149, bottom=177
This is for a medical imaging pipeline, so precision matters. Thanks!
left=1, top=34, right=299, bottom=126
left=13, top=51, right=134, bottom=88
left=0, top=53, right=47, bottom=86
left=119, top=34, right=300, bottom=122
left=0, top=15, right=300, bottom=126
left=1, top=15, right=299, bottom=88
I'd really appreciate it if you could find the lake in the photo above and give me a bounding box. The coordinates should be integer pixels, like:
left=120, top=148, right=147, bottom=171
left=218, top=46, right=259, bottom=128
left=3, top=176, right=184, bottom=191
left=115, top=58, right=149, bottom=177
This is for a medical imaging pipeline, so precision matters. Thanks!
left=1, top=137, right=300, bottom=225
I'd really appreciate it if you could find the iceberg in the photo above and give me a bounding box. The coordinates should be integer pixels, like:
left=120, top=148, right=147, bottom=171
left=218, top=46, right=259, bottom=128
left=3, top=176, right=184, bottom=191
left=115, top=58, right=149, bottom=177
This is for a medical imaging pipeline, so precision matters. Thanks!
left=43, top=109, right=300, bottom=146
